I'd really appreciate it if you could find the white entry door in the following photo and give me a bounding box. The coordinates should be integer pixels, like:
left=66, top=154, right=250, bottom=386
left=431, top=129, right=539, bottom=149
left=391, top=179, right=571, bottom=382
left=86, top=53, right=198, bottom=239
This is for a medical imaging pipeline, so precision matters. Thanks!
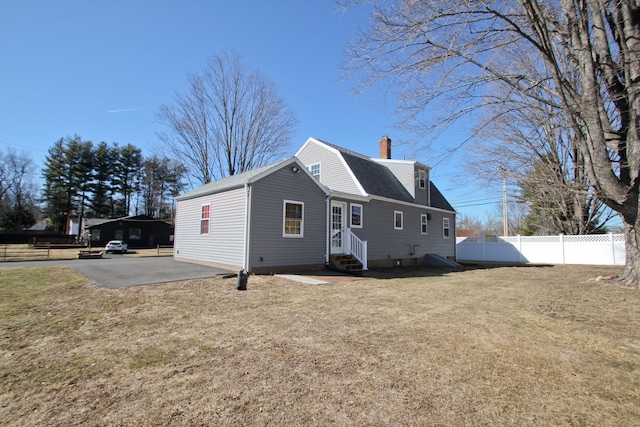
left=331, top=201, right=346, bottom=254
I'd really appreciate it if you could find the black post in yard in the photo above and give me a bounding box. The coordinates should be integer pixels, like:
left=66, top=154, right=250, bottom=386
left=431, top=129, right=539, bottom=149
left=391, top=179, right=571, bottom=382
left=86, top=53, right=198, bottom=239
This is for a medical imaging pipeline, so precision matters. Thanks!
left=237, top=269, right=248, bottom=290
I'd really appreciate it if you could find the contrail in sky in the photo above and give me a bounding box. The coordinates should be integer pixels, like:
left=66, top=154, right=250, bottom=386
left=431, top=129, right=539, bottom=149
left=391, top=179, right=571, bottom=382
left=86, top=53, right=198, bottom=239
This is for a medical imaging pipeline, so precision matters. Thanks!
left=108, top=108, right=143, bottom=113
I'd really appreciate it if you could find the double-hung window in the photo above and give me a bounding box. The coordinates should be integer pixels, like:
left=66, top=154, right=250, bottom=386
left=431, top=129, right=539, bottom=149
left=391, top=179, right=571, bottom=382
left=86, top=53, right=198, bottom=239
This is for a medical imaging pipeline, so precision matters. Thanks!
left=200, top=204, right=210, bottom=234
left=283, top=200, right=304, bottom=237
left=418, top=170, right=426, bottom=189
left=443, top=217, right=450, bottom=239
left=421, top=214, right=428, bottom=234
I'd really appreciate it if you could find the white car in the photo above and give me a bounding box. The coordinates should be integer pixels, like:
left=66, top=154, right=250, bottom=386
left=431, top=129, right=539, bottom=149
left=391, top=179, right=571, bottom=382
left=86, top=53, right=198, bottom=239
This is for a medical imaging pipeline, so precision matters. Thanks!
left=104, top=240, right=128, bottom=254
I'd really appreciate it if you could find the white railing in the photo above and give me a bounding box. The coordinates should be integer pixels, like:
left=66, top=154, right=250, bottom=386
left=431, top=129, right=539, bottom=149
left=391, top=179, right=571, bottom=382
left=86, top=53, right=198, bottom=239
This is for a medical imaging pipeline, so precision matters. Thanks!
left=345, top=228, right=368, bottom=270
left=456, top=233, right=626, bottom=266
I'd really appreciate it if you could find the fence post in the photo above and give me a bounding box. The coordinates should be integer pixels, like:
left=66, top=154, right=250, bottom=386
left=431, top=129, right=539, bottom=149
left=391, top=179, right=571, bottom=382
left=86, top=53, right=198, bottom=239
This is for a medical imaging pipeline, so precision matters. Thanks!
left=609, top=233, right=615, bottom=265
left=559, top=234, right=565, bottom=264
left=3, top=245, right=6, bottom=261
left=517, top=235, right=523, bottom=262
left=157, top=244, right=160, bottom=256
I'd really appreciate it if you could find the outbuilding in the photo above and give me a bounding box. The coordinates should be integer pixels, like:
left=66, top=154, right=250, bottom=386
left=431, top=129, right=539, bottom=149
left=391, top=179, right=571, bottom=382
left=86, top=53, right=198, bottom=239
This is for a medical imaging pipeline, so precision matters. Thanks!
left=86, top=215, right=174, bottom=249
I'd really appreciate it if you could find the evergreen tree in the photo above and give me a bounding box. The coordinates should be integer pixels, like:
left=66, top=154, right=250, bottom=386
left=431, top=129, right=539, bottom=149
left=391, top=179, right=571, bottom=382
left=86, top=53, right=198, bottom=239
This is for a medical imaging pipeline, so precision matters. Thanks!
left=89, top=142, right=117, bottom=218
left=113, top=144, right=142, bottom=217
left=41, top=135, right=93, bottom=233
left=42, top=138, right=72, bottom=232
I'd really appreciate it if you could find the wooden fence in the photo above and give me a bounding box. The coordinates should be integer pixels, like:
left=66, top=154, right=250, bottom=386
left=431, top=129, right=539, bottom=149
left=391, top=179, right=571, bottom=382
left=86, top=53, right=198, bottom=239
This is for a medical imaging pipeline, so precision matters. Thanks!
left=155, top=245, right=174, bottom=256
left=1, top=245, right=52, bottom=262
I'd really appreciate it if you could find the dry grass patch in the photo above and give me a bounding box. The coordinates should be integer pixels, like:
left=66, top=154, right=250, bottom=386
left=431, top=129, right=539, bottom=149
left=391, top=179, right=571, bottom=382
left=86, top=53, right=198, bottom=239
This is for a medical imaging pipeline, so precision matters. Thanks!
left=1, top=264, right=638, bottom=426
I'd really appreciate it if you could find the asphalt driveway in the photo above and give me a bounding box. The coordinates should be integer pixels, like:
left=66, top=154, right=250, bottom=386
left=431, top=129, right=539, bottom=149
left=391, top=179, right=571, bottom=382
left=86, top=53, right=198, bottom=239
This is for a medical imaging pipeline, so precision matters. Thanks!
left=0, top=256, right=233, bottom=289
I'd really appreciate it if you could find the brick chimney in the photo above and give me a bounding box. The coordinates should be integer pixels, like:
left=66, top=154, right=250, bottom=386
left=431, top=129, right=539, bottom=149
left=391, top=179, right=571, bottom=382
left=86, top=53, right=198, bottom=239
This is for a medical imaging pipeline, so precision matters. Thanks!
left=379, top=136, right=391, bottom=159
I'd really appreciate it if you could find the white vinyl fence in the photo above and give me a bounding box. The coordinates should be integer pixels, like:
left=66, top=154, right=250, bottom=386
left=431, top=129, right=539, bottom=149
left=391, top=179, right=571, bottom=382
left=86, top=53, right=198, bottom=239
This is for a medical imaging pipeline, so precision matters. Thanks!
left=456, top=234, right=626, bottom=266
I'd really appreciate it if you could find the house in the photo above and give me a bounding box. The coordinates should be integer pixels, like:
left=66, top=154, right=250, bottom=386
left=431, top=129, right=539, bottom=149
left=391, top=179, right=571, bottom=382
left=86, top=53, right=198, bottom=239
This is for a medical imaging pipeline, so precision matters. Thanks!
left=85, top=215, right=174, bottom=249
left=173, top=137, right=456, bottom=273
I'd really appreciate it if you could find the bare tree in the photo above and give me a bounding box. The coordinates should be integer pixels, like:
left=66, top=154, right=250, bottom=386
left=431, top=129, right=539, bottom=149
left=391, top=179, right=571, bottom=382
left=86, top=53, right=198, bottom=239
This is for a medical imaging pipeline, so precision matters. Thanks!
left=158, top=50, right=298, bottom=185
left=470, top=102, right=614, bottom=235
left=457, top=209, right=506, bottom=236
left=346, top=0, right=640, bottom=286
left=0, top=149, right=39, bottom=230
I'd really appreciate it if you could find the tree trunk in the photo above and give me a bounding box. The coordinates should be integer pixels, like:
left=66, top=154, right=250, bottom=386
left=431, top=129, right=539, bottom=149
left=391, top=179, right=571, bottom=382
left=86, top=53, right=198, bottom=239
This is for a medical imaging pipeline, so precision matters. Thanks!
left=621, top=210, right=640, bottom=288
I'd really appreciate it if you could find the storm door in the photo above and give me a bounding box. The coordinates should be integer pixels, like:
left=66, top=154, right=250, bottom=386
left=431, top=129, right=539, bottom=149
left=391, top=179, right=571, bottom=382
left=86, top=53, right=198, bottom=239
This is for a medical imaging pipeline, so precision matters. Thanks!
left=331, top=201, right=346, bottom=254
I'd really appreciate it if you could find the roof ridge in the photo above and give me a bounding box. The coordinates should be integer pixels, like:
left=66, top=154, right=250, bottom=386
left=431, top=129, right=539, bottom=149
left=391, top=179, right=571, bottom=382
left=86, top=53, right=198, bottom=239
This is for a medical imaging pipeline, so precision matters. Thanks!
left=318, top=140, right=373, bottom=161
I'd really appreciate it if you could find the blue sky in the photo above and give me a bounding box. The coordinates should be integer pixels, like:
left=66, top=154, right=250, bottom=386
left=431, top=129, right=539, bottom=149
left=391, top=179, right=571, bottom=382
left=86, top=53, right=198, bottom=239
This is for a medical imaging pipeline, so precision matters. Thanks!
left=0, top=1, right=504, bottom=219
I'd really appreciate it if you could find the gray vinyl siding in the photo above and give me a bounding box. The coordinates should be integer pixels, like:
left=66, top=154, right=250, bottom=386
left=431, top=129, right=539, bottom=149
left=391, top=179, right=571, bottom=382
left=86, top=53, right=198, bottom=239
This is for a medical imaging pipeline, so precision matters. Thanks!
left=341, top=198, right=455, bottom=261
left=249, top=164, right=327, bottom=270
left=376, top=160, right=432, bottom=206
left=375, top=160, right=416, bottom=198
left=174, top=186, right=246, bottom=268
left=297, top=141, right=363, bottom=195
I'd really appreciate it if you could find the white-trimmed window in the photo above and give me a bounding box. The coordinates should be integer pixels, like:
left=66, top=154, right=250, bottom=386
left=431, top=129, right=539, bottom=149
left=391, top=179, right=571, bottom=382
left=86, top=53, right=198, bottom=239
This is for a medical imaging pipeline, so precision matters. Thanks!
left=283, top=200, right=304, bottom=237
left=418, top=170, right=426, bottom=189
left=394, top=210, right=404, bottom=230
left=350, top=203, right=363, bottom=228
left=200, top=204, right=210, bottom=234
left=443, top=217, right=450, bottom=239
left=421, top=214, right=428, bottom=234
left=309, top=163, right=321, bottom=181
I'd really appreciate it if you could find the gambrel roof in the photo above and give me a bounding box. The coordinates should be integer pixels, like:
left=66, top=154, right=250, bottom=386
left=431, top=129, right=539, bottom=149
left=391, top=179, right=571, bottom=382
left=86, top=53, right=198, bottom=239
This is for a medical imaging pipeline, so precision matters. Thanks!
left=302, top=138, right=455, bottom=212
left=176, top=138, right=455, bottom=212
left=328, top=143, right=415, bottom=203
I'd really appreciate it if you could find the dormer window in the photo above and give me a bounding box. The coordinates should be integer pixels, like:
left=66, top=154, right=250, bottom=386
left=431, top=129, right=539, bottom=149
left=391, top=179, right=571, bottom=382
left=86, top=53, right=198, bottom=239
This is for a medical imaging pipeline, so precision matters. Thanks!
left=418, top=170, right=426, bottom=189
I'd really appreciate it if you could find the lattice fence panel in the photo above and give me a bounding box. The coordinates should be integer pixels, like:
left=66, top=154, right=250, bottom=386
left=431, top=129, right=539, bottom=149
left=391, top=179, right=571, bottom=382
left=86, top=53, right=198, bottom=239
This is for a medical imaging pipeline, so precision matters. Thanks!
left=456, top=234, right=625, bottom=265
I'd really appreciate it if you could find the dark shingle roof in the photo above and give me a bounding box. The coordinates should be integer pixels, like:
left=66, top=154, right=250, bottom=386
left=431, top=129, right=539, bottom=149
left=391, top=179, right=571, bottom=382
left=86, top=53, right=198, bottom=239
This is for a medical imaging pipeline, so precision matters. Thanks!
left=339, top=151, right=415, bottom=203
left=321, top=140, right=454, bottom=211
left=429, top=182, right=455, bottom=211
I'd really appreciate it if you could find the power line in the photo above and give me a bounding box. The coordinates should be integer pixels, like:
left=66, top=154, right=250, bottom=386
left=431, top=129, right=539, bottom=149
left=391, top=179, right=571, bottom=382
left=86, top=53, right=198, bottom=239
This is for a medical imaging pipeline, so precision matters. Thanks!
left=0, top=139, right=49, bottom=154
left=453, top=199, right=503, bottom=208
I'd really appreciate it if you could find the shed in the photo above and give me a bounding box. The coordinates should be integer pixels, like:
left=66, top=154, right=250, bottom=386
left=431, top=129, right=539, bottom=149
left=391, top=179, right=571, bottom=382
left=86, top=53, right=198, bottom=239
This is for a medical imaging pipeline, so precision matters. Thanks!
left=86, top=215, right=174, bottom=249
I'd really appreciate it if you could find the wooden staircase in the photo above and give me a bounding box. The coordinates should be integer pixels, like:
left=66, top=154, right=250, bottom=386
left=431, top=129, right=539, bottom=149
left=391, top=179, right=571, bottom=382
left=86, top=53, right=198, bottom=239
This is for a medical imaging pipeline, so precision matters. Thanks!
left=329, top=254, right=364, bottom=275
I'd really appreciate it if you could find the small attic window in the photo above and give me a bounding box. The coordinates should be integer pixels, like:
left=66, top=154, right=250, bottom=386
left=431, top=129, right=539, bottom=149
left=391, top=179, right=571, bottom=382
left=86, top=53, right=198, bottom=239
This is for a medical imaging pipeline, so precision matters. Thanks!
left=309, top=163, right=321, bottom=180
left=418, top=170, right=427, bottom=189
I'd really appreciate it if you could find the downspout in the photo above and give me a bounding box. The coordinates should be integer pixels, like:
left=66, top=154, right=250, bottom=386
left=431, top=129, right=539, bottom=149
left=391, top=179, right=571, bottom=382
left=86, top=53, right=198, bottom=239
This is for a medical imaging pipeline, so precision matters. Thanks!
left=427, top=171, right=431, bottom=206
left=243, top=183, right=252, bottom=272
left=453, top=212, right=458, bottom=261
left=325, top=195, right=330, bottom=266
